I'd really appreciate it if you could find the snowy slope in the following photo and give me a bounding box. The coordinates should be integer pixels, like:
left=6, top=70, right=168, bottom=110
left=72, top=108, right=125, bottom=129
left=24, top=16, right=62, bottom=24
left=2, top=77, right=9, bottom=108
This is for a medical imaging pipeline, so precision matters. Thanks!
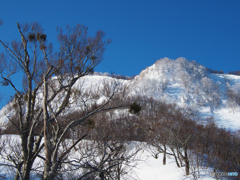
left=133, top=149, right=215, bottom=180
left=0, top=135, right=216, bottom=180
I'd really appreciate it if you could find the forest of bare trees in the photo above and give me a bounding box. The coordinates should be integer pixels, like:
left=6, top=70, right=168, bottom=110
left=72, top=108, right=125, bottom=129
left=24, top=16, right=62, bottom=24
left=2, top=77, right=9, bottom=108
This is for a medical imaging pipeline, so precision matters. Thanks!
left=136, top=97, right=240, bottom=179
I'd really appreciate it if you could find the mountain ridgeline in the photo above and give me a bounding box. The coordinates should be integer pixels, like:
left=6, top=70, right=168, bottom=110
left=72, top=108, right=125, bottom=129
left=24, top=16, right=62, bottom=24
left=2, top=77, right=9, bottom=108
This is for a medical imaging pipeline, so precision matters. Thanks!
left=1, top=57, right=240, bottom=131
left=131, top=57, right=240, bottom=115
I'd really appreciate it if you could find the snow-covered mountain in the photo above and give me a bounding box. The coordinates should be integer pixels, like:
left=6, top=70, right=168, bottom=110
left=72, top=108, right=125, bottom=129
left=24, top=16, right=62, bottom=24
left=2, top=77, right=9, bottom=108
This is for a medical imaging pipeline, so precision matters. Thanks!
left=1, top=57, right=240, bottom=131
left=129, top=57, right=240, bottom=131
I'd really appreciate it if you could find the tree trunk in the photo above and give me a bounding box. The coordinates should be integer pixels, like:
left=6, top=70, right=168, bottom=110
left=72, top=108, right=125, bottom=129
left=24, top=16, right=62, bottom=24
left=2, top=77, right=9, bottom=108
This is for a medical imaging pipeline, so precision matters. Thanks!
left=171, top=148, right=180, bottom=168
left=99, top=172, right=104, bottom=180
left=117, top=164, right=121, bottom=180
left=22, top=161, right=33, bottom=180
left=177, top=150, right=183, bottom=167
left=184, top=147, right=190, bottom=175
left=14, top=162, right=23, bottom=180
left=174, top=154, right=180, bottom=168
left=163, top=144, right=166, bottom=165
left=43, top=75, right=51, bottom=180
left=163, top=152, right=166, bottom=165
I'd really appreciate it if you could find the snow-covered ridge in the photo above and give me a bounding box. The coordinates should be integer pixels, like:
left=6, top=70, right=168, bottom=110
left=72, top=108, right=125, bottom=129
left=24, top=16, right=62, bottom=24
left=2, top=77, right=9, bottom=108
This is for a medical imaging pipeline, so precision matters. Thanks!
left=0, top=75, right=128, bottom=129
left=1, top=57, right=240, bottom=131
left=129, top=57, right=240, bottom=131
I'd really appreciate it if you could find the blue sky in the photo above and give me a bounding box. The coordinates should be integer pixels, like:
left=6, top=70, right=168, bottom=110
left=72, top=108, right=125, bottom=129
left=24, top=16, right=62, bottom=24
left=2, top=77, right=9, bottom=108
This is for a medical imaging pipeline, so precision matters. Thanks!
left=0, top=0, right=240, bottom=105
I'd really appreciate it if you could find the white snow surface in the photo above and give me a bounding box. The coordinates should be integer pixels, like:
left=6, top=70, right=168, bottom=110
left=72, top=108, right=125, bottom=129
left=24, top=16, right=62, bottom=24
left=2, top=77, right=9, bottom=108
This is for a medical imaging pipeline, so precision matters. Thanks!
left=0, top=57, right=239, bottom=179
left=0, top=135, right=215, bottom=180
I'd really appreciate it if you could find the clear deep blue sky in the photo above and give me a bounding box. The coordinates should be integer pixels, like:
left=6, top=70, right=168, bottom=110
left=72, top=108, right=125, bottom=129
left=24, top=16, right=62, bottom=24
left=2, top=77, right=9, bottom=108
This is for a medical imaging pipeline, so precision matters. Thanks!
left=0, top=0, right=240, bottom=105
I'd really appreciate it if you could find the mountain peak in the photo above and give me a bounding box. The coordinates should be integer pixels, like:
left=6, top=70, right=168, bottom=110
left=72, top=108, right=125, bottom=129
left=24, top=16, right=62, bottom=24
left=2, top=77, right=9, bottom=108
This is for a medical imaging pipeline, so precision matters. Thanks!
left=134, top=57, right=208, bottom=82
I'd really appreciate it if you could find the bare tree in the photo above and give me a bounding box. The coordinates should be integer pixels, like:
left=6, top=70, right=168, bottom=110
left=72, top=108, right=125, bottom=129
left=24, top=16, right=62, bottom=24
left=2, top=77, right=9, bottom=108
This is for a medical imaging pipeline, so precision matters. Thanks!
left=142, top=99, right=175, bottom=165
left=42, top=77, right=129, bottom=180
left=141, top=97, right=199, bottom=175
left=0, top=22, right=130, bottom=180
left=74, top=113, right=142, bottom=180
left=226, top=83, right=240, bottom=113
left=200, top=77, right=221, bottom=111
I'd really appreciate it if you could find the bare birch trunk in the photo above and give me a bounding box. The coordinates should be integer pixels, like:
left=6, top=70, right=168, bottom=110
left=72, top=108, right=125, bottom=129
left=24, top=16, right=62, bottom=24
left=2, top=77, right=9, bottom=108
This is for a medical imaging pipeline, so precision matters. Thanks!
left=43, top=75, right=51, bottom=179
